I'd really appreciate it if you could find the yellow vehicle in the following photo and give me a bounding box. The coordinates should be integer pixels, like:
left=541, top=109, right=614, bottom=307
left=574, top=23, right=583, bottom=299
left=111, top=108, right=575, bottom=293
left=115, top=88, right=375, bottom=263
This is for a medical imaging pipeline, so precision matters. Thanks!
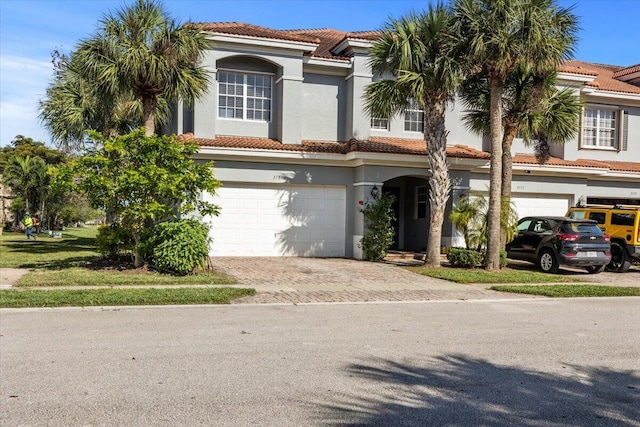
left=566, top=204, right=640, bottom=272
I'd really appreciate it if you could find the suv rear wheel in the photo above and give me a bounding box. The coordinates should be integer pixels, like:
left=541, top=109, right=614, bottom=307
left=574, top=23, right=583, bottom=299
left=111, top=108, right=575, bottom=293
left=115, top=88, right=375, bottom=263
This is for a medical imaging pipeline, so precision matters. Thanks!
left=538, top=250, right=559, bottom=274
left=607, top=242, right=631, bottom=273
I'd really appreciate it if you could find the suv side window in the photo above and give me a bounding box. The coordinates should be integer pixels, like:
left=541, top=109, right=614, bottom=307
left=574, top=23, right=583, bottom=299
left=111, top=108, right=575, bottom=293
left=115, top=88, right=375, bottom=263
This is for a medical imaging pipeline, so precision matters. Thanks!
left=611, top=213, right=635, bottom=226
left=588, top=212, right=606, bottom=224
left=517, top=219, right=533, bottom=232
left=532, top=219, right=550, bottom=233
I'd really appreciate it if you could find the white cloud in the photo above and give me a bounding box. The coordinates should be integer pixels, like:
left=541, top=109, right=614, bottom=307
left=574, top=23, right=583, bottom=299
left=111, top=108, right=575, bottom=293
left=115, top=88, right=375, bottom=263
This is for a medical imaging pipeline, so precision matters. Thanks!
left=0, top=55, right=54, bottom=145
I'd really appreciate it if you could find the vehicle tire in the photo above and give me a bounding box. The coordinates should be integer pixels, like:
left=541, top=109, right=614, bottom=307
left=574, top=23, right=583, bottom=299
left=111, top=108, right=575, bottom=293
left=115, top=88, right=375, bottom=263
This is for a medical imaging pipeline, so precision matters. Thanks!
left=538, top=250, right=559, bottom=274
left=607, top=242, right=631, bottom=273
left=586, top=264, right=606, bottom=274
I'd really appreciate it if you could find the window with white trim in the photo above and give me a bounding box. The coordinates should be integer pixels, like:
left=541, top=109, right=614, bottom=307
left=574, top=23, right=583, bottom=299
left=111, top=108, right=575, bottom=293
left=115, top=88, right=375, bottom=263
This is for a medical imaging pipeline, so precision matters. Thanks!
left=371, top=117, right=389, bottom=130
left=416, top=186, right=428, bottom=219
left=404, top=99, right=424, bottom=132
left=218, top=71, right=271, bottom=121
left=581, top=107, right=617, bottom=149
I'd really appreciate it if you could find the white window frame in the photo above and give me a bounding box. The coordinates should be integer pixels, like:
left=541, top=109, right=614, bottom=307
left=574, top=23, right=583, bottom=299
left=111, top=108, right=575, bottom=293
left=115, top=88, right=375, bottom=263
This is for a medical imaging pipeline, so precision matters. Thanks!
left=415, top=186, right=428, bottom=219
left=218, top=70, right=272, bottom=122
left=371, top=117, right=389, bottom=131
left=404, top=99, right=424, bottom=133
left=580, top=106, right=619, bottom=150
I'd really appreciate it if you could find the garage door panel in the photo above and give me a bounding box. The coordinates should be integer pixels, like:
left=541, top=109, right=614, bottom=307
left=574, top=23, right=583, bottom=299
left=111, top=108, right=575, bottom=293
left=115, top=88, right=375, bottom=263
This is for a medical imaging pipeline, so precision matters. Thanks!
left=512, top=194, right=570, bottom=219
left=206, top=184, right=346, bottom=257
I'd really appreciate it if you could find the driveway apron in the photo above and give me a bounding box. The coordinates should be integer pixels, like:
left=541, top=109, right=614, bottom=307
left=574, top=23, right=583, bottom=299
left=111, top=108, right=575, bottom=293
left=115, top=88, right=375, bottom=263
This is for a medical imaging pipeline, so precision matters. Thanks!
left=207, top=257, right=533, bottom=304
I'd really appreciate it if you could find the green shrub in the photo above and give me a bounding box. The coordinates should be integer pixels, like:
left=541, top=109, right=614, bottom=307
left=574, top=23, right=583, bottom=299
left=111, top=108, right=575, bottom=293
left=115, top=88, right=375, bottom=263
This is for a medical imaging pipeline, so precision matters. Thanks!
left=447, top=247, right=483, bottom=268
left=359, top=194, right=396, bottom=262
left=447, top=248, right=509, bottom=269
left=96, top=223, right=132, bottom=259
left=145, top=219, right=210, bottom=275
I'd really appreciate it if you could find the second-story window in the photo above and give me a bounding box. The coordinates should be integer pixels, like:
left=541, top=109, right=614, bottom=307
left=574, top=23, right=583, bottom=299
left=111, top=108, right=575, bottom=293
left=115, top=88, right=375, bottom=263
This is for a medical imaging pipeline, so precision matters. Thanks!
left=581, top=107, right=617, bottom=149
left=218, top=71, right=271, bottom=121
left=371, top=117, right=389, bottom=130
left=404, top=99, right=424, bottom=132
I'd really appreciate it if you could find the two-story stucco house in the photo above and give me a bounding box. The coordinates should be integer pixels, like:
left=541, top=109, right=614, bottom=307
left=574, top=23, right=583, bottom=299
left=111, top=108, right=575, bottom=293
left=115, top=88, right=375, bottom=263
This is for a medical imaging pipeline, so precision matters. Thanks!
left=167, top=23, right=640, bottom=259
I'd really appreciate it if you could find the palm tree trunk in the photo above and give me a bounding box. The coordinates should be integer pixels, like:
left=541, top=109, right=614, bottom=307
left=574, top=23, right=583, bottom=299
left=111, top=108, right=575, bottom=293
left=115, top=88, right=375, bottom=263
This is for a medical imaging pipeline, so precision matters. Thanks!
left=500, top=123, right=519, bottom=247
left=142, top=96, right=156, bottom=137
left=485, top=75, right=504, bottom=271
left=425, top=99, right=451, bottom=268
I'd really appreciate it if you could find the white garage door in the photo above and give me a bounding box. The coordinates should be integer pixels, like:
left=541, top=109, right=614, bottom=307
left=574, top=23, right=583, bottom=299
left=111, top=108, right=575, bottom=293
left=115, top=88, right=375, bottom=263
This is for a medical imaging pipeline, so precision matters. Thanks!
left=204, top=184, right=346, bottom=257
left=512, top=194, right=571, bottom=219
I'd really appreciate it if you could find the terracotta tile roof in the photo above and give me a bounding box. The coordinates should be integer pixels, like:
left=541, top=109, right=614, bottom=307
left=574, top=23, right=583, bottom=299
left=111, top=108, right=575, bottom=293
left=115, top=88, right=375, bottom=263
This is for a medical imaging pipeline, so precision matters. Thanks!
left=186, top=134, right=490, bottom=160
left=605, top=161, right=640, bottom=173
left=284, top=28, right=351, bottom=60
left=191, top=22, right=380, bottom=61
left=186, top=134, right=640, bottom=173
left=191, top=22, right=321, bottom=45
left=612, top=64, right=640, bottom=79
left=512, top=153, right=610, bottom=169
left=562, top=60, right=640, bottom=95
left=513, top=154, right=640, bottom=173
left=184, top=134, right=349, bottom=153
left=345, top=30, right=380, bottom=41
left=558, top=64, right=599, bottom=76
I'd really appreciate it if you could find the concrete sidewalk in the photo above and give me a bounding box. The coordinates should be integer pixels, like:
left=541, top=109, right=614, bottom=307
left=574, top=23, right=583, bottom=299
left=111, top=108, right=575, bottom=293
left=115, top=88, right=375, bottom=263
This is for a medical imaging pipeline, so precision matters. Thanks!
left=0, top=268, right=29, bottom=289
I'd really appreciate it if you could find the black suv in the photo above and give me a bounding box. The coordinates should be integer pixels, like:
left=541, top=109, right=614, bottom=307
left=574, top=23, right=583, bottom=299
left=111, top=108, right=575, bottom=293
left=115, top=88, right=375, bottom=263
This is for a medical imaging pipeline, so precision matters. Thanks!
left=506, top=216, right=611, bottom=274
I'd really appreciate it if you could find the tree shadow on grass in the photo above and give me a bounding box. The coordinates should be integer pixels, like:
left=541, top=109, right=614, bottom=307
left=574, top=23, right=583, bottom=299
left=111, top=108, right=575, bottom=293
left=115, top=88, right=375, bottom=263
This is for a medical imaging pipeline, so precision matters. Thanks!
left=3, top=235, right=99, bottom=269
left=315, top=355, right=639, bottom=426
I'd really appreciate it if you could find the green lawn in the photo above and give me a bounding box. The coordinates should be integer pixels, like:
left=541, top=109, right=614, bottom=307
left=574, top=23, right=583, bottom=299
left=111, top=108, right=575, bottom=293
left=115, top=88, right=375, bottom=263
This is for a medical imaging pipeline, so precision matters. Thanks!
left=490, top=285, right=640, bottom=297
left=0, top=287, right=255, bottom=308
left=0, top=227, right=100, bottom=269
left=0, top=227, right=251, bottom=307
left=406, top=266, right=581, bottom=284
left=15, top=268, right=235, bottom=287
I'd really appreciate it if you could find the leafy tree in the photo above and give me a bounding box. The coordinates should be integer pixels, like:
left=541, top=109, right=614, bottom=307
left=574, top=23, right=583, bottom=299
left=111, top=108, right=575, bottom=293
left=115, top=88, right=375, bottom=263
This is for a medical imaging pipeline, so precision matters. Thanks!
left=0, top=135, right=65, bottom=167
left=366, top=5, right=463, bottom=267
left=70, top=129, right=220, bottom=267
left=73, top=0, right=210, bottom=137
left=451, top=0, right=578, bottom=270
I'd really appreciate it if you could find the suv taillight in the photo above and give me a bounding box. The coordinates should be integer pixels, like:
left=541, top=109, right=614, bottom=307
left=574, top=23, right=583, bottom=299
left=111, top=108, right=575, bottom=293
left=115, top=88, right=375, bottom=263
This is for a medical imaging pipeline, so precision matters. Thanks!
left=604, top=234, right=611, bottom=242
left=559, top=233, right=579, bottom=241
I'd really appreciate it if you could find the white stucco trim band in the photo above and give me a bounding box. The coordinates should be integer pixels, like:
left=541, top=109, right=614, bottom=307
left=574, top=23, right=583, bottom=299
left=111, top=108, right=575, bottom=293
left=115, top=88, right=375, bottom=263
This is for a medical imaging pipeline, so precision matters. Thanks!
left=353, top=182, right=385, bottom=187
left=207, top=33, right=318, bottom=52
left=275, top=75, right=305, bottom=84
left=557, top=72, right=597, bottom=83
left=345, top=72, right=373, bottom=81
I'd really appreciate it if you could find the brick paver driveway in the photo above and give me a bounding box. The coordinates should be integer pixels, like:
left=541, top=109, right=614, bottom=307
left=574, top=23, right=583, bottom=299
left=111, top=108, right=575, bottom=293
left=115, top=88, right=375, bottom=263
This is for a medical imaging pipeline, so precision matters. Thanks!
left=207, top=257, right=535, bottom=304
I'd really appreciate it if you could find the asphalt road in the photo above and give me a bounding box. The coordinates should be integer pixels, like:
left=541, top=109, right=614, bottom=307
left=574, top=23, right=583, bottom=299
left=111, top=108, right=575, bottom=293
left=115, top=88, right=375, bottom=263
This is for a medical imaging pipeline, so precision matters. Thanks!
left=2, top=299, right=639, bottom=426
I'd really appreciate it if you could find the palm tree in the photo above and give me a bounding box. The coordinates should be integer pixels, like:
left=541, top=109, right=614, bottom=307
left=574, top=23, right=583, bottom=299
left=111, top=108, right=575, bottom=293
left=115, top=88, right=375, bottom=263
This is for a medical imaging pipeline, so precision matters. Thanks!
left=39, top=52, right=138, bottom=151
left=451, top=0, right=578, bottom=270
left=73, top=0, right=210, bottom=137
left=450, top=191, right=519, bottom=251
left=366, top=5, right=463, bottom=267
left=461, top=68, right=582, bottom=244
left=2, top=155, right=47, bottom=213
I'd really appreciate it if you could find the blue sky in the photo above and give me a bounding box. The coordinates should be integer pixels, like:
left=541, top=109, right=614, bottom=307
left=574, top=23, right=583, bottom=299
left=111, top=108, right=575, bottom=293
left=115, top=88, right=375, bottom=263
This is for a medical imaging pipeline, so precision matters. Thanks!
left=1, top=0, right=639, bottom=147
